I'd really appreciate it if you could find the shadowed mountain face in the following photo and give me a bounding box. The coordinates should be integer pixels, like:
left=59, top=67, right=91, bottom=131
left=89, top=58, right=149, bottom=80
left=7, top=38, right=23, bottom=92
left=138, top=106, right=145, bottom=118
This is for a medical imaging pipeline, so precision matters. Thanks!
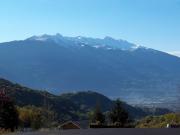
left=0, top=34, right=180, bottom=109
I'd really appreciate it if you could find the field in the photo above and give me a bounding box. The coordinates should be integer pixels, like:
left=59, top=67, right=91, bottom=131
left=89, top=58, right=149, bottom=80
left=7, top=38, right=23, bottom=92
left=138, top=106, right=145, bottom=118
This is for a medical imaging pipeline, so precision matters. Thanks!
left=8, top=129, right=180, bottom=135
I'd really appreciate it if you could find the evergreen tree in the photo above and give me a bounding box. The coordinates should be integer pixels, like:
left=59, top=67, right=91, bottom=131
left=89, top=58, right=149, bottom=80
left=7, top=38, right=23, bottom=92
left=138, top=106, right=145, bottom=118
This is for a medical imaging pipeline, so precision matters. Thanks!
left=0, top=92, right=19, bottom=132
left=92, top=103, right=105, bottom=125
left=109, top=99, right=129, bottom=127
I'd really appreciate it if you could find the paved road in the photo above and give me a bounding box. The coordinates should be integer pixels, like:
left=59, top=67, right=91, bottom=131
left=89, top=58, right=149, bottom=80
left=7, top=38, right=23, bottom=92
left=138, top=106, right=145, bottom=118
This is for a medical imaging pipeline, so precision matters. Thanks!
left=8, top=129, right=180, bottom=135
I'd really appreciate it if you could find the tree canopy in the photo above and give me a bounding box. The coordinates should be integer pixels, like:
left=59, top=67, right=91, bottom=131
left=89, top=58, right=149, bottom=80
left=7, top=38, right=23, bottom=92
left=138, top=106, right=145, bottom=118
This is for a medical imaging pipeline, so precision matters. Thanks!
left=109, top=99, right=129, bottom=127
left=0, top=92, right=19, bottom=131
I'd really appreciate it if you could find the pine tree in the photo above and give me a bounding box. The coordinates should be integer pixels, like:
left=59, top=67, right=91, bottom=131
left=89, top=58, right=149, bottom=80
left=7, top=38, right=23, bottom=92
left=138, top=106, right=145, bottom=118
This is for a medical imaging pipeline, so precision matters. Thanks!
left=0, top=90, right=19, bottom=131
left=109, top=99, right=129, bottom=127
left=92, top=103, right=105, bottom=125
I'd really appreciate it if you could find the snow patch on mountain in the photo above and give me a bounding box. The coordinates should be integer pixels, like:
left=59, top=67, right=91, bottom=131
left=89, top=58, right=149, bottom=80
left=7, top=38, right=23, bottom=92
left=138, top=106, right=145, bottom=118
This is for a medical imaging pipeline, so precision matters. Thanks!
left=26, top=33, right=140, bottom=51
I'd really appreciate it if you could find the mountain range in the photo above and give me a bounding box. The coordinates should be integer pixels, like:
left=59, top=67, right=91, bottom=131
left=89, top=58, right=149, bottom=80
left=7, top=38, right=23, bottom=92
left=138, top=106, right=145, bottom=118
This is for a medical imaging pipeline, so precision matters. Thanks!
left=0, top=34, right=180, bottom=110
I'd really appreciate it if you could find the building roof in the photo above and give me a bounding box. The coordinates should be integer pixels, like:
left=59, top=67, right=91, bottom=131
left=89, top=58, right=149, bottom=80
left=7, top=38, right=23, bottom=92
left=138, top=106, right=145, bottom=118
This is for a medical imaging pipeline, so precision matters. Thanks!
left=58, top=121, right=81, bottom=129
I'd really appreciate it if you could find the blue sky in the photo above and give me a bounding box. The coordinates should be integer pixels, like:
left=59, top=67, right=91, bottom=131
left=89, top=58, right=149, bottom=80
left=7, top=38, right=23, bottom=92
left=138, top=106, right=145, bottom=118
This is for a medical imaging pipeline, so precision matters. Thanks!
left=0, top=0, right=180, bottom=55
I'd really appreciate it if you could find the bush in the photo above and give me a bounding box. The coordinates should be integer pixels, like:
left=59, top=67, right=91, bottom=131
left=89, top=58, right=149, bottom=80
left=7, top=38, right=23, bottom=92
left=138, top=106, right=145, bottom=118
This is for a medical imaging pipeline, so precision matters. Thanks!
left=18, top=106, right=57, bottom=129
left=136, top=113, right=180, bottom=128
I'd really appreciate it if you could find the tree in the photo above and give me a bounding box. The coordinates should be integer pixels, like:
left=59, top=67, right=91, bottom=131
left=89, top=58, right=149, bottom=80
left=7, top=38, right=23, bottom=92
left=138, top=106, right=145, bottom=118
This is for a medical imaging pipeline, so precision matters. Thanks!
left=91, top=103, right=105, bottom=125
left=18, top=106, right=57, bottom=129
left=109, top=99, right=129, bottom=127
left=0, top=91, right=19, bottom=132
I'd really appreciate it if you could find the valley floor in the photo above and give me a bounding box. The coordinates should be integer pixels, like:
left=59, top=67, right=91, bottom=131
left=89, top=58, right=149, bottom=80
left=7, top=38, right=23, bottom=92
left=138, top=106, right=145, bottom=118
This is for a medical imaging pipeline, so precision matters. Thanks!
left=8, top=129, right=180, bottom=135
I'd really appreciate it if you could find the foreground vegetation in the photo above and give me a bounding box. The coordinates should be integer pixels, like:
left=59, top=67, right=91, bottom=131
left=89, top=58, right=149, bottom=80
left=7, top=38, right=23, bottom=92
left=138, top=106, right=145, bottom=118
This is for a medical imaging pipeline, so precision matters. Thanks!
left=136, top=113, right=180, bottom=128
left=1, top=95, right=179, bottom=133
left=0, top=97, right=131, bottom=131
left=1, top=78, right=179, bottom=133
left=18, top=106, right=58, bottom=129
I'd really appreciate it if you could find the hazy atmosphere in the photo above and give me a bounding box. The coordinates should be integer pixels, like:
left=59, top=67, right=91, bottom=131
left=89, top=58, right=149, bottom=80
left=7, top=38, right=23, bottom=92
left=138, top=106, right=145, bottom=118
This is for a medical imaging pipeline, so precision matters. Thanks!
left=1, top=0, right=180, bottom=134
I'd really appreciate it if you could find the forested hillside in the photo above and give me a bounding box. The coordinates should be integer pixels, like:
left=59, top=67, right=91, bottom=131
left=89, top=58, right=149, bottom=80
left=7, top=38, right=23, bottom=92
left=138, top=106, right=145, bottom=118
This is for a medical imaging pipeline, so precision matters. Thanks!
left=0, top=78, right=171, bottom=121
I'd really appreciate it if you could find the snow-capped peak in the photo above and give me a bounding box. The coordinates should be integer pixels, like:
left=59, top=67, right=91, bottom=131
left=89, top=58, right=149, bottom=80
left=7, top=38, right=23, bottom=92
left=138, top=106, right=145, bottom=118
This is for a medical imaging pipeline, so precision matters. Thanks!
left=26, top=34, right=140, bottom=51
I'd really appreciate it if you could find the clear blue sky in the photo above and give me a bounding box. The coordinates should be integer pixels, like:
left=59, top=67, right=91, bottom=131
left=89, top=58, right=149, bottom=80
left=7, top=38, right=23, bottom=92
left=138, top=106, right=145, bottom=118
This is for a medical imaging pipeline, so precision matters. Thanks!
left=0, top=0, right=180, bottom=54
